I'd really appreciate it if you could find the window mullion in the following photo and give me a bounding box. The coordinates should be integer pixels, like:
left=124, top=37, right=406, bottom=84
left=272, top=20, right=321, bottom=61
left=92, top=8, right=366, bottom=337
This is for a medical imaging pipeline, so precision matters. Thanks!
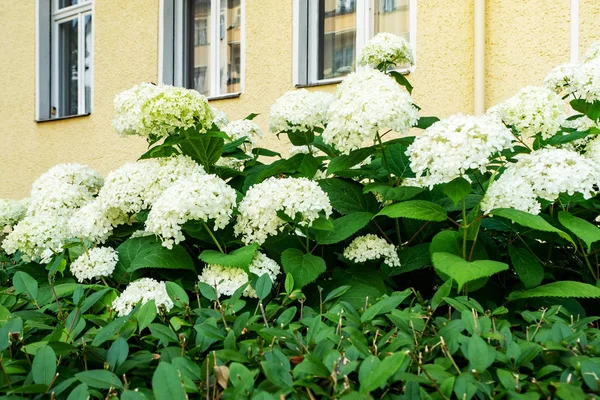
left=355, top=0, right=369, bottom=61
left=77, top=12, right=85, bottom=114
left=210, top=0, right=220, bottom=96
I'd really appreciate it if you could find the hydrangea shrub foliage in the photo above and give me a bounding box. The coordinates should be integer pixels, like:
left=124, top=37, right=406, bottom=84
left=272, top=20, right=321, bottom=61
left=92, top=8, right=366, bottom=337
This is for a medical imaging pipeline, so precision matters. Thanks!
left=2, top=35, right=600, bottom=399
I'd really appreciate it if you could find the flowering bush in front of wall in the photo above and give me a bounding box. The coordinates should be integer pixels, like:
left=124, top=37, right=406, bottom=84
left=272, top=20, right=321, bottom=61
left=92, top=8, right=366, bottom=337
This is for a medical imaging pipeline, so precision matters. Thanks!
left=3, top=36, right=600, bottom=399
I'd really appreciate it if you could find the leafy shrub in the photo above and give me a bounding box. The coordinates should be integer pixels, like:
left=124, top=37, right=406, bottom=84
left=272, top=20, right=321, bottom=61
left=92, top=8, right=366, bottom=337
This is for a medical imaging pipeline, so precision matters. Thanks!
left=2, top=35, right=600, bottom=398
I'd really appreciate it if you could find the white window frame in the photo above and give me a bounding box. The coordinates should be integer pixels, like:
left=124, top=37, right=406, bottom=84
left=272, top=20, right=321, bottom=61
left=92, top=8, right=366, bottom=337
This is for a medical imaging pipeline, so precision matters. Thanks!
left=36, top=0, right=93, bottom=120
left=294, top=0, right=417, bottom=87
left=160, top=0, right=245, bottom=100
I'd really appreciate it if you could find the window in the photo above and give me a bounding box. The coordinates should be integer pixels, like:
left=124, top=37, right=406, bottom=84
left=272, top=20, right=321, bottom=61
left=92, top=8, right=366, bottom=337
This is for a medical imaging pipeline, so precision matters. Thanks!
left=295, top=0, right=415, bottom=86
left=37, top=0, right=93, bottom=120
left=161, top=0, right=244, bottom=99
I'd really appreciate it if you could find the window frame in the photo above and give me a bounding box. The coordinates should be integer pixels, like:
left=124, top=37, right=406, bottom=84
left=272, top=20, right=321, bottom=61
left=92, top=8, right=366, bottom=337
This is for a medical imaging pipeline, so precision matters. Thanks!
left=36, top=0, right=93, bottom=121
left=160, top=0, right=245, bottom=100
left=294, top=0, right=417, bottom=87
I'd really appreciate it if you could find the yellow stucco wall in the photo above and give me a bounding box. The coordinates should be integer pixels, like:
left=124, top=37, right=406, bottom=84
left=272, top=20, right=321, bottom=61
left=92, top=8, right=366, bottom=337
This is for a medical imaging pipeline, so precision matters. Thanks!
left=1, top=1, right=599, bottom=199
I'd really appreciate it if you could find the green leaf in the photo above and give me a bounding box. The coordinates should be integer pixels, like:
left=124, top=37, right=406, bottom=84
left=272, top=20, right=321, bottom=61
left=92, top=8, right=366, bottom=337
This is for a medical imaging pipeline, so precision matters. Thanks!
left=165, top=282, right=190, bottom=309
left=254, top=274, right=273, bottom=300
left=377, top=200, right=447, bottom=221
left=287, top=130, right=314, bottom=146
left=360, top=351, right=408, bottom=393
left=284, top=273, right=294, bottom=294
left=92, top=315, right=131, bottom=347
left=152, top=362, right=187, bottom=400
left=432, top=252, right=508, bottom=291
left=80, top=288, right=110, bottom=314
left=327, top=147, right=375, bottom=175
left=179, top=135, right=224, bottom=169
left=431, top=279, right=453, bottom=310
left=316, top=212, right=373, bottom=245
left=442, top=177, right=471, bottom=206
left=13, top=271, right=38, bottom=301
left=391, top=243, right=431, bottom=275
left=416, top=116, right=440, bottom=130
left=117, top=236, right=195, bottom=273
left=323, top=285, right=351, bottom=303
left=281, top=249, right=326, bottom=289
left=107, top=338, right=129, bottom=371
left=508, top=281, right=600, bottom=300
left=199, top=244, right=259, bottom=271
left=121, top=391, right=148, bottom=400
left=66, top=383, right=89, bottom=400
left=385, top=143, right=415, bottom=178
left=197, top=282, right=217, bottom=301
left=149, top=324, right=179, bottom=346
left=361, top=290, right=412, bottom=322
left=508, top=245, right=544, bottom=289
left=76, top=370, right=123, bottom=389
left=310, top=215, right=334, bottom=231
left=389, top=70, right=413, bottom=93
left=558, top=211, right=600, bottom=252
left=319, top=178, right=379, bottom=215
left=32, top=345, right=56, bottom=386
left=490, top=208, right=573, bottom=244
left=333, top=268, right=387, bottom=308
left=363, top=183, right=423, bottom=202
left=466, top=335, right=495, bottom=372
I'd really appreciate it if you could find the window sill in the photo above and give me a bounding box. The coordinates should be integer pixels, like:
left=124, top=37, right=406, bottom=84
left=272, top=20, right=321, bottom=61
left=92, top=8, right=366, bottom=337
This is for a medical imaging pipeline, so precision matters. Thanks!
left=207, top=92, right=241, bottom=101
left=295, top=68, right=412, bottom=88
left=36, top=113, right=91, bottom=123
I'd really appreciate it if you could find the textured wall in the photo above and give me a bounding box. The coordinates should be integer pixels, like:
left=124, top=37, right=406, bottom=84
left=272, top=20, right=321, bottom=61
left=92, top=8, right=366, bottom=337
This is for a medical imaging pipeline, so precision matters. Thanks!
left=2, top=1, right=600, bottom=198
left=485, top=0, right=571, bottom=107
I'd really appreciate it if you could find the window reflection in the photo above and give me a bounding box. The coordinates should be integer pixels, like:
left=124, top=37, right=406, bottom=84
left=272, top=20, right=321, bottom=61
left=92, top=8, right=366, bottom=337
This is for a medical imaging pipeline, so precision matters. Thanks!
left=318, top=0, right=356, bottom=80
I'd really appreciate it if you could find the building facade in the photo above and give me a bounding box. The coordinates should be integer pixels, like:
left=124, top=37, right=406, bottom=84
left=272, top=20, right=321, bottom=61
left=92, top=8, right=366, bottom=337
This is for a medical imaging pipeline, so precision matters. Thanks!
left=0, top=0, right=599, bottom=198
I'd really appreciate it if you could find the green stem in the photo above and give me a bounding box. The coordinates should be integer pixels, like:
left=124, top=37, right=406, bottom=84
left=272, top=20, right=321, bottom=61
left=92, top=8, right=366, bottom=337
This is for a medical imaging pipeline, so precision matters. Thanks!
left=578, top=238, right=598, bottom=281
left=376, top=133, right=393, bottom=186
left=461, top=198, right=468, bottom=260
left=202, top=222, right=224, bottom=254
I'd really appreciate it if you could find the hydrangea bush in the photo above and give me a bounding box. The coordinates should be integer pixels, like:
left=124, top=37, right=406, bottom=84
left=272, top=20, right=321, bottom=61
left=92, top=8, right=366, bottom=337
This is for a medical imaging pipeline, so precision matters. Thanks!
left=3, top=35, right=600, bottom=399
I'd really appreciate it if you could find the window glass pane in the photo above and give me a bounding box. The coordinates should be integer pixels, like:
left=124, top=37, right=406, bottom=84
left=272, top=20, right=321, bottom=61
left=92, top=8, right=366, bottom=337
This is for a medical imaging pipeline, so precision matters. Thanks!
left=220, top=0, right=241, bottom=94
left=84, top=14, right=92, bottom=114
left=374, top=0, right=409, bottom=40
left=58, top=18, right=78, bottom=117
left=192, top=0, right=211, bottom=96
left=58, top=0, right=90, bottom=8
left=318, top=0, right=356, bottom=80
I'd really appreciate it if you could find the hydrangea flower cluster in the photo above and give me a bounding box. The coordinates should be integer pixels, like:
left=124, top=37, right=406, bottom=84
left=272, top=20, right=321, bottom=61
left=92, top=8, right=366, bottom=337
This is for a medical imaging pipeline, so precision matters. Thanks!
left=585, top=135, right=600, bottom=165
left=113, top=83, right=213, bottom=141
left=543, top=63, right=577, bottom=94
left=2, top=213, right=70, bottom=262
left=406, top=114, right=514, bottom=187
left=198, top=252, right=281, bottom=298
left=235, top=177, right=332, bottom=245
left=269, top=90, right=334, bottom=133
left=571, top=61, right=600, bottom=104
left=112, top=278, right=174, bottom=317
left=487, top=86, right=566, bottom=140
left=70, top=247, right=119, bottom=283
left=210, top=106, right=230, bottom=129
left=69, top=155, right=205, bottom=244
left=2, top=164, right=103, bottom=262
left=480, top=172, right=541, bottom=215
left=343, top=234, right=400, bottom=267
left=27, top=164, right=103, bottom=216
left=323, top=69, right=419, bottom=153
left=358, top=32, right=414, bottom=68
left=0, top=199, right=28, bottom=228
left=482, top=148, right=600, bottom=214
left=145, top=172, right=237, bottom=249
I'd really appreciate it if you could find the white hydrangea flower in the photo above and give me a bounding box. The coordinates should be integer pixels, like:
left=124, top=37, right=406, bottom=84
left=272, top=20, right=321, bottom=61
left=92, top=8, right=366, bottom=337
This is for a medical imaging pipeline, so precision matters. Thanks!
left=113, top=83, right=213, bottom=141
left=217, top=119, right=263, bottom=169
left=488, top=86, right=566, bottom=140
left=558, top=115, right=598, bottom=151
left=68, top=200, right=127, bottom=244
left=269, top=90, right=334, bottom=133
left=572, top=60, right=600, bottom=104
left=543, top=63, right=577, bottom=94
left=585, top=135, right=600, bottom=165
left=406, top=114, right=514, bottom=187
left=323, top=69, right=419, bottom=153
left=145, top=173, right=237, bottom=249
left=235, top=177, right=332, bottom=245
left=210, top=106, right=230, bottom=129
left=358, top=32, right=414, bottom=68
left=2, top=213, right=70, bottom=263
left=481, top=172, right=541, bottom=215
left=70, top=247, right=118, bottom=283
left=28, top=164, right=103, bottom=216
left=112, top=278, right=174, bottom=317
left=198, top=252, right=281, bottom=298
left=582, top=41, right=600, bottom=63
left=0, top=199, right=28, bottom=228
left=343, top=234, right=400, bottom=267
